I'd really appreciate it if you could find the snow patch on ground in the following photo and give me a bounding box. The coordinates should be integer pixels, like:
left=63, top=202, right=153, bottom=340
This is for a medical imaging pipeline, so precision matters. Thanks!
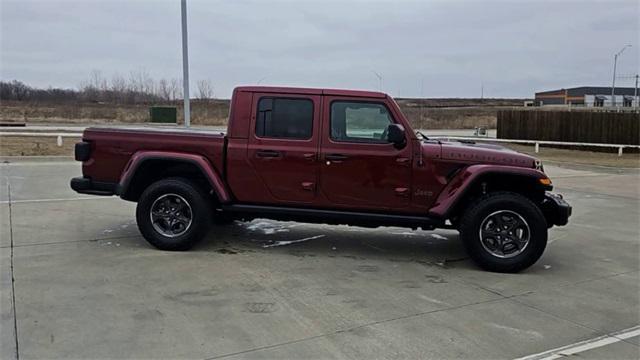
left=430, top=233, right=448, bottom=240
left=246, top=220, right=292, bottom=235
left=263, top=235, right=326, bottom=248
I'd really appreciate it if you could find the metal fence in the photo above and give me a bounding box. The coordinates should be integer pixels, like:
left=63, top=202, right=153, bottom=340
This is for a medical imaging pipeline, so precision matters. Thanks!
left=497, top=110, right=639, bottom=146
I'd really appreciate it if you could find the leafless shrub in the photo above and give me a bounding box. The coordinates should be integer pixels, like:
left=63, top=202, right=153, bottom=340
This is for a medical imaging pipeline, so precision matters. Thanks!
left=197, top=79, right=214, bottom=100
left=1, top=70, right=210, bottom=105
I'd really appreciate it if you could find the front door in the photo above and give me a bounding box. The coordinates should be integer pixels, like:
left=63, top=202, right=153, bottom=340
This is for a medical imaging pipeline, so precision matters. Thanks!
left=247, top=94, right=321, bottom=204
left=320, top=98, right=411, bottom=210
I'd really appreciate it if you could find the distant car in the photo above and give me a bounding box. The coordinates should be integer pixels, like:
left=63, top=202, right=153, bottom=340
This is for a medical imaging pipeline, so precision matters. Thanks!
left=71, top=86, right=571, bottom=272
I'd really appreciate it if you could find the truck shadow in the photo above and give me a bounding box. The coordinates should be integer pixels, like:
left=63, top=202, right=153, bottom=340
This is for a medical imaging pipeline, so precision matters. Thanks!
left=193, top=219, right=472, bottom=270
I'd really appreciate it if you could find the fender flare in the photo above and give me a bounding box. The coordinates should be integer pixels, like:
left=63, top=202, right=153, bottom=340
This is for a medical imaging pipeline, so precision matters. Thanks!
left=428, top=164, right=549, bottom=218
left=118, top=151, right=231, bottom=203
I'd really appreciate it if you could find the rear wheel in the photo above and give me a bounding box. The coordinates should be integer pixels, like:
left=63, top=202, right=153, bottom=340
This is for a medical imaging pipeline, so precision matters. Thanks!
left=136, top=177, right=212, bottom=250
left=459, top=191, right=547, bottom=273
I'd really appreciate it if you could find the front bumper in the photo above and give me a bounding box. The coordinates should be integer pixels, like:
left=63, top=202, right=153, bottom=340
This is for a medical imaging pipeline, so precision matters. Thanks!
left=541, top=192, right=572, bottom=226
left=70, top=177, right=118, bottom=196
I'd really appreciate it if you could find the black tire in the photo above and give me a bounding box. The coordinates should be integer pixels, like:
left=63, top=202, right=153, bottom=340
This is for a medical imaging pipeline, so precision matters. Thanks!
left=136, top=177, right=212, bottom=251
left=458, top=191, right=547, bottom=273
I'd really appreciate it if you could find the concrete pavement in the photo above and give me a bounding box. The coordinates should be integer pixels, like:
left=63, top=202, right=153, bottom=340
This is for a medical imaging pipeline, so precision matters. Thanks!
left=0, top=159, right=638, bottom=359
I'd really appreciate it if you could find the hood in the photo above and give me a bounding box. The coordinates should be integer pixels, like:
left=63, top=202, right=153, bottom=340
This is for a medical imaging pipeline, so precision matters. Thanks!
left=436, top=140, right=537, bottom=168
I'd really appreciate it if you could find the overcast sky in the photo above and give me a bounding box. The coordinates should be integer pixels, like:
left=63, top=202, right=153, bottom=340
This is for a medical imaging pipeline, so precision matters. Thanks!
left=1, top=0, right=638, bottom=98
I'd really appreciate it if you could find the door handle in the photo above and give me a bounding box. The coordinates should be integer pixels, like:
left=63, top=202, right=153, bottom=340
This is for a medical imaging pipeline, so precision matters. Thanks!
left=325, top=154, right=348, bottom=161
left=396, top=157, right=410, bottom=166
left=395, top=187, right=409, bottom=197
left=301, top=181, right=315, bottom=191
left=303, top=153, right=317, bottom=161
left=256, top=149, right=281, bottom=158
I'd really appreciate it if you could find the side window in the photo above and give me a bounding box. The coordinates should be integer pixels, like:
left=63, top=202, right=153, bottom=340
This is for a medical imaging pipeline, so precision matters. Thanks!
left=256, top=97, right=313, bottom=139
left=330, top=101, right=393, bottom=142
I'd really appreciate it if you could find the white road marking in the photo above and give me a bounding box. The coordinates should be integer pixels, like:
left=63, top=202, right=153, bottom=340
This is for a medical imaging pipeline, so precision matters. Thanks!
left=0, top=197, right=117, bottom=204
left=515, top=325, right=640, bottom=360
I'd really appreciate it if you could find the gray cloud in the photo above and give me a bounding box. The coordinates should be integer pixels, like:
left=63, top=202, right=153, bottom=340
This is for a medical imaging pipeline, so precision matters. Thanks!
left=2, top=0, right=638, bottom=98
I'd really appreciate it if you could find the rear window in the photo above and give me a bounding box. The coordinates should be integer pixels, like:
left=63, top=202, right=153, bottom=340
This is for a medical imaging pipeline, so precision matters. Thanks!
left=256, top=98, right=313, bottom=139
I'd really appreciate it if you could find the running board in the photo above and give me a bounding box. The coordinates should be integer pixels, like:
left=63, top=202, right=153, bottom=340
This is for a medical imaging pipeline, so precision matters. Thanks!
left=221, top=204, right=441, bottom=230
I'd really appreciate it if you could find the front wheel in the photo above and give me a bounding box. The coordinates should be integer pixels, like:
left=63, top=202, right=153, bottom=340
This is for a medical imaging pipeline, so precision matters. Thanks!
left=136, top=177, right=212, bottom=251
left=458, top=191, right=547, bottom=273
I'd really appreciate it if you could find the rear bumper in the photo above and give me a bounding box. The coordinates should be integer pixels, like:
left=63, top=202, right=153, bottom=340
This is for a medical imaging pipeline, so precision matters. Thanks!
left=70, top=177, right=118, bottom=196
left=541, top=192, right=572, bottom=226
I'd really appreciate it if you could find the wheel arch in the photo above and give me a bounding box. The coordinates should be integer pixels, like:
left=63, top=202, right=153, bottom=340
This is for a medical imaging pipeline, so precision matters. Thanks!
left=118, top=151, right=231, bottom=203
left=428, top=164, right=551, bottom=220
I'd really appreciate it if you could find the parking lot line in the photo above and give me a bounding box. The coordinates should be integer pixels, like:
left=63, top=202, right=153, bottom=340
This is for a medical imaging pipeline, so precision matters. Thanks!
left=515, top=325, right=640, bottom=360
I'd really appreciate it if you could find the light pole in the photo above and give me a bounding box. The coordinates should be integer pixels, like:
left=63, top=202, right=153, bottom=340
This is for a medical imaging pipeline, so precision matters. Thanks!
left=611, top=44, right=632, bottom=107
left=635, top=74, right=639, bottom=109
left=181, top=0, right=191, bottom=127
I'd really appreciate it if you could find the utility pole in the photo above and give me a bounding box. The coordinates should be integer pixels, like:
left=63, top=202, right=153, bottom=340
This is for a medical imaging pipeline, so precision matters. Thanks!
left=635, top=74, right=639, bottom=109
left=611, top=44, right=632, bottom=108
left=181, top=0, right=191, bottom=127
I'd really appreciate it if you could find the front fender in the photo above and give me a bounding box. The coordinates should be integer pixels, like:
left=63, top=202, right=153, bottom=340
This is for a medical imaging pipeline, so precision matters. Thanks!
left=428, top=164, right=549, bottom=218
left=118, top=151, right=231, bottom=203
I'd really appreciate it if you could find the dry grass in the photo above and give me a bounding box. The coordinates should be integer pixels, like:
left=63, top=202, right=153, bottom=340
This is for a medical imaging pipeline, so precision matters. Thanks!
left=1, top=99, right=517, bottom=129
left=0, top=135, right=78, bottom=156
left=503, top=143, right=640, bottom=168
left=0, top=100, right=229, bottom=126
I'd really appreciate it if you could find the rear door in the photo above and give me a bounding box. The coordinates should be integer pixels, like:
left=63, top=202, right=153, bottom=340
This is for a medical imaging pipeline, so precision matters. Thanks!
left=319, top=97, right=412, bottom=210
left=247, top=93, right=321, bottom=204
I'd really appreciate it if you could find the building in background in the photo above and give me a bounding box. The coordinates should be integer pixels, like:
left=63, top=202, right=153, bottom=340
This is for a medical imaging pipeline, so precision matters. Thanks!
left=535, top=86, right=638, bottom=107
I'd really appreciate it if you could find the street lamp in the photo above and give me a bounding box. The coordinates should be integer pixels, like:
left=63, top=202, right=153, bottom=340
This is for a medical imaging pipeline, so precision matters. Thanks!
left=181, top=0, right=191, bottom=127
left=611, top=44, right=632, bottom=107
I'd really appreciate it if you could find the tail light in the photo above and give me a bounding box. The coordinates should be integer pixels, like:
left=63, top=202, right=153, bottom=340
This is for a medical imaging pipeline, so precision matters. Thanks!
left=75, top=141, right=92, bottom=161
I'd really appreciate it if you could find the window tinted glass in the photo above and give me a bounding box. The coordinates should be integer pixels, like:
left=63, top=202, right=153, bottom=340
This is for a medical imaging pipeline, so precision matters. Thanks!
left=330, top=101, right=393, bottom=142
left=256, top=98, right=313, bottom=139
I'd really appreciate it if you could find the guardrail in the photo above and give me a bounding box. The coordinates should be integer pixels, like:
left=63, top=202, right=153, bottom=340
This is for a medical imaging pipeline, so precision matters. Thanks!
left=2, top=132, right=639, bottom=156
left=431, top=136, right=640, bottom=156
left=0, top=132, right=82, bottom=137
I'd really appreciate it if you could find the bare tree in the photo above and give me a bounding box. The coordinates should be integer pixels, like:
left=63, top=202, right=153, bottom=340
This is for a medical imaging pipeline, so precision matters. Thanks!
left=158, top=79, right=171, bottom=101
left=170, top=78, right=180, bottom=100
left=110, top=73, right=127, bottom=103
left=89, top=69, right=107, bottom=91
left=128, top=69, right=159, bottom=102
left=0, top=80, right=31, bottom=101
left=78, top=69, right=107, bottom=102
left=197, top=79, right=214, bottom=100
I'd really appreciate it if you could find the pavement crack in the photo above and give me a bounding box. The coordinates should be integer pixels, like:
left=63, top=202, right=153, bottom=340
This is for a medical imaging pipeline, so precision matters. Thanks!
left=8, top=180, right=20, bottom=360
left=0, top=235, right=136, bottom=249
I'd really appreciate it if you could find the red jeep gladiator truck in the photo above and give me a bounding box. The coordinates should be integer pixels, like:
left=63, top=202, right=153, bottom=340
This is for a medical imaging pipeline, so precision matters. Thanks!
left=71, top=86, right=571, bottom=272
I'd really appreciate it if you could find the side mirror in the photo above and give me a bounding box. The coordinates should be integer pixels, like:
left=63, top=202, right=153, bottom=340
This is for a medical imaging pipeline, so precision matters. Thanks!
left=387, top=124, right=406, bottom=149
